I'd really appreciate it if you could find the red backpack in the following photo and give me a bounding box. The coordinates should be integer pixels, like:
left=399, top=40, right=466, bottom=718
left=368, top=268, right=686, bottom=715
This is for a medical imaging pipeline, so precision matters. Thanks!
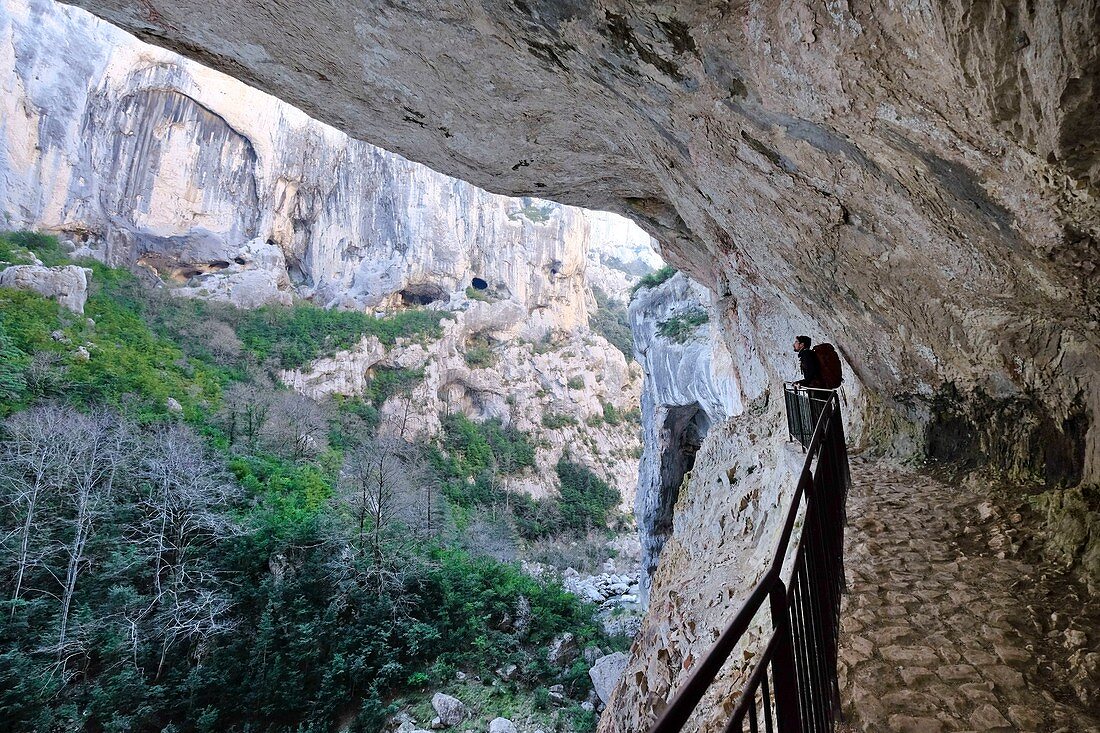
left=812, top=343, right=843, bottom=389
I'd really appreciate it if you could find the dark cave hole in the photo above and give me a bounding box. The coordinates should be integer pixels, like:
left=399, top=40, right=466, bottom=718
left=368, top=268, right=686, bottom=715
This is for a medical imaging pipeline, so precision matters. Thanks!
left=399, top=283, right=449, bottom=306
left=647, top=403, right=711, bottom=575
left=470, top=276, right=488, bottom=290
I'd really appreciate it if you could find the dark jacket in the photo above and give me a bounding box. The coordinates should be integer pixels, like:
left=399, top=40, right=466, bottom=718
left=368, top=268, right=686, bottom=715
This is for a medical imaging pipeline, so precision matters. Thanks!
left=796, top=348, right=822, bottom=387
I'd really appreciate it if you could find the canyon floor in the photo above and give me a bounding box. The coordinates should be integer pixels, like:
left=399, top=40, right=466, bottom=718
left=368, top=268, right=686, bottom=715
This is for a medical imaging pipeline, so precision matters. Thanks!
left=838, top=459, right=1100, bottom=733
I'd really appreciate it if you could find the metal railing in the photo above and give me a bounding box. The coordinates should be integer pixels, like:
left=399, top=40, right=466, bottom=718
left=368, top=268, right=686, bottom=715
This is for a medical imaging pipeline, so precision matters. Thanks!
left=648, top=389, right=850, bottom=733
left=784, top=384, right=835, bottom=450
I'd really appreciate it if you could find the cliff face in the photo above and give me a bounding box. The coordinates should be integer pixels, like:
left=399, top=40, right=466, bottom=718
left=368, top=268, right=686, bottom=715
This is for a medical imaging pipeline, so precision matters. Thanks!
left=57, top=0, right=1098, bottom=555
left=59, top=0, right=1100, bottom=492
left=0, top=0, right=657, bottom=502
left=628, top=273, right=739, bottom=600
left=1, top=0, right=620, bottom=336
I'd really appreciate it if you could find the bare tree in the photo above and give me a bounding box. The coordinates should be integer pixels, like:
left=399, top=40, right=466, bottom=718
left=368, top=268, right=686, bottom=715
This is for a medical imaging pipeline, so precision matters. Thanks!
left=263, top=393, right=329, bottom=461
left=54, top=409, right=133, bottom=659
left=133, top=423, right=241, bottom=678
left=329, top=437, right=436, bottom=591
left=23, top=352, right=67, bottom=397
left=0, top=405, right=83, bottom=617
left=219, top=375, right=276, bottom=449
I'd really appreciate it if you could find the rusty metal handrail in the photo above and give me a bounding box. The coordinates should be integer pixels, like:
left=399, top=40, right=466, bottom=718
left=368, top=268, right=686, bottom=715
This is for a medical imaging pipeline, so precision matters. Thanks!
left=649, top=389, right=850, bottom=733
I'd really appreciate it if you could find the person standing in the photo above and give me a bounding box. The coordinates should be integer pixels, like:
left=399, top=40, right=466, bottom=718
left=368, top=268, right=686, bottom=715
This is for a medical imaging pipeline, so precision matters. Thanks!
left=793, top=335, right=823, bottom=387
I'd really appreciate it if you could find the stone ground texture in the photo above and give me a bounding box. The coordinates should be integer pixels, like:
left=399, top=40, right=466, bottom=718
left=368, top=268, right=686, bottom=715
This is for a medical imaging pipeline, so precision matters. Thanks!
left=840, top=457, right=1099, bottom=733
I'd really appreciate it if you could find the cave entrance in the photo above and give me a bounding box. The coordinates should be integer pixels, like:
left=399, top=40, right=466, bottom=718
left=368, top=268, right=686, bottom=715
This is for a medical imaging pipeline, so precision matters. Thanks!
left=648, top=403, right=710, bottom=574
left=398, top=283, right=448, bottom=306
left=470, top=276, right=488, bottom=290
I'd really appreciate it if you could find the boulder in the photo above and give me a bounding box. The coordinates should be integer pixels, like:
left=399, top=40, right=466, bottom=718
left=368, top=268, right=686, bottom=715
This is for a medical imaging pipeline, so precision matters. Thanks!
left=588, top=651, right=629, bottom=704
left=494, top=663, right=518, bottom=681
left=583, top=645, right=604, bottom=665
left=0, top=265, right=92, bottom=313
left=487, top=718, right=517, bottom=733
left=547, top=683, right=565, bottom=705
left=431, top=693, right=466, bottom=727
left=547, top=632, right=578, bottom=667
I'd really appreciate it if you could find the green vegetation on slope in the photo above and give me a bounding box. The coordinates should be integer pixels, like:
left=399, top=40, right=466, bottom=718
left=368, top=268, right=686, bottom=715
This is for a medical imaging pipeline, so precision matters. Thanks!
left=629, top=263, right=677, bottom=297
left=0, top=232, right=623, bottom=733
left=657, top=308, right=709, bottom=343
left=590, top=286, right=633, bottom=357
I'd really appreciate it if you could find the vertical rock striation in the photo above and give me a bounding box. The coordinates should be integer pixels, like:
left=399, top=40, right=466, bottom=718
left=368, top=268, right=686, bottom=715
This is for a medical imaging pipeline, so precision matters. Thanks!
left=629, top=272, right=740, bottom=600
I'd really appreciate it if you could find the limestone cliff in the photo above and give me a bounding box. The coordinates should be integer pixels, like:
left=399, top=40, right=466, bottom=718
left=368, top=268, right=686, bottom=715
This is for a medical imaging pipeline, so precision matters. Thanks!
left=0, top=0, right=654, bottom=503
left=628, top=273, right=739, bottom=600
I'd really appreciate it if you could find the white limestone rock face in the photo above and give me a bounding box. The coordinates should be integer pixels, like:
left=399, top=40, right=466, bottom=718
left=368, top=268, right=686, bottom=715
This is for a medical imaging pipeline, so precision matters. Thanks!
left=0, top=0, right=650, bottom=504
left=628, top=273, right=740, bottom=601
left=280, top=308, right=644, bottom=506
left=0, top=264, right=92, bottom=313
left=11, top=0, right=1100, bottom=728
left=0, top=0, right=599, bottom=335
left=588, top=652, right=630, bottom=705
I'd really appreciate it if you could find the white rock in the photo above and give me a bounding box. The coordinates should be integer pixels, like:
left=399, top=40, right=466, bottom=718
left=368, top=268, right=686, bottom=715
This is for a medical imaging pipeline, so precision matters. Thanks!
left=0, top=265, right=92, bottom=313
left=166, top=397, right=184, bottom=413
left=547, top=632, right=578, bottom=667
left=588, top=651, right=629, bottom=704
left=431, top=693, right=467, bottom=727
left=487, top=718, right=517, bottom=733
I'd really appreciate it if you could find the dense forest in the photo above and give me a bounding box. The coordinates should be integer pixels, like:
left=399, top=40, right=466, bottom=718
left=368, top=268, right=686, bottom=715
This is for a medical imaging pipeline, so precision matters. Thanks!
left=0, top=232, right=629, bottom=732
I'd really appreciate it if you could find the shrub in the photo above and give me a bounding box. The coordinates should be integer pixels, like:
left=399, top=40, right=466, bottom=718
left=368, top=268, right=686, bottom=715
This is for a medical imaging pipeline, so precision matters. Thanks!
left=566, top=376, right=585, bottom=390
left=464, top=344, right=497, bottom=368
left=589, top=286, right=633, bottom=357
left=0, top=266, right=221, bottom=423
left=436, top=414, right=535, bottom=486
left=541, top=412, right=577, bottom=429
left=555, top=460, right=620, bottom=533
left=364, top=366, right=423, bottom=406
left=0, top=230, right=69, bottom=267
left=630, top=264, right=677, bottom=297
left=602, top=402, right=621, bottom=426
left=657, top=308, right=709, bottom=343
left=236, top=303, right=449, bottom=369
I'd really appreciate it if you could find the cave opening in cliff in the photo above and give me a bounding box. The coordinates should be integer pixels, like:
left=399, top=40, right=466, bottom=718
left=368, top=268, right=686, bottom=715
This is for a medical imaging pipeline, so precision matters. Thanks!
left=470, top=276, right=488, bottom=290
left=398, top=283, right=449, bottom=306
left=649, top=404, right=710, bottom=574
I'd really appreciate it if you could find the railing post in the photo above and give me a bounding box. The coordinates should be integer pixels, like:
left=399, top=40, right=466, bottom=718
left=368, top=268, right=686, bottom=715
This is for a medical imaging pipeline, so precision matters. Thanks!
left=767, top=585, right=801, bottom=733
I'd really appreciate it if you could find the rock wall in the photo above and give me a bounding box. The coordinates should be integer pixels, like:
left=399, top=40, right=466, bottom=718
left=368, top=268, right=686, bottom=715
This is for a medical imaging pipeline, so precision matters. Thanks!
left=59, top=0, right=1099, bottom=481
left=628, top=273, right=739, bottom=601
left=0, top=0, right=639, bottom=336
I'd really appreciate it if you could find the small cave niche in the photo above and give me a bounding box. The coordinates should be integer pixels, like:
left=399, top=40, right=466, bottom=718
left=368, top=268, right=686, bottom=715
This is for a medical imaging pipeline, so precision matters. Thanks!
left=286, top=259, right=308, bottom=286
left=470, top=276, right=488, bottom=291
left=398, top=282, right=448, bottom=306
left=648, top=404, right=711, bottom=575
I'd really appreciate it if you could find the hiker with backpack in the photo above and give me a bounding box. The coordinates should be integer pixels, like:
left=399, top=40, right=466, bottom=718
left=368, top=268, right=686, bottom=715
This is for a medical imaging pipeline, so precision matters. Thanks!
left=792, top=336, right=843, bottom=389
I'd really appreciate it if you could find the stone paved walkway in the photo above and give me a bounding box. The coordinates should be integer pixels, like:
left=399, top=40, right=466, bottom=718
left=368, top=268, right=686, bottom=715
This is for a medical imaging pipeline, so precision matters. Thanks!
left=838, top=458, right=1100, bottom=733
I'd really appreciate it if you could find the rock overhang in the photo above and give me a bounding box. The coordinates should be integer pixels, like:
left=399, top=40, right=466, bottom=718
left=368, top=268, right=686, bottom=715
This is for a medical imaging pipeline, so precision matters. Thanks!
left=57, top=0, right=1099, bottom=525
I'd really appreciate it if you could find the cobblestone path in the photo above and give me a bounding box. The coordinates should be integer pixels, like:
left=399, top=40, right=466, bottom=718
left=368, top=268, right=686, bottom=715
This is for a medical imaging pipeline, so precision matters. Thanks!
left=838, top=458, right=1099, bottom=733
